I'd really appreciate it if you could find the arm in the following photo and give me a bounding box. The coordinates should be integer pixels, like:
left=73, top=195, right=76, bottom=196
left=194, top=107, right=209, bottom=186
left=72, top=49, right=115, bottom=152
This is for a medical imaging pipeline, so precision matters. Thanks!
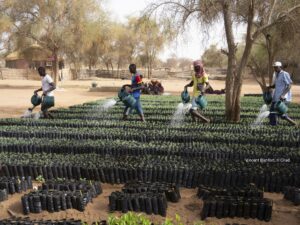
left=280, top=84, right=292, bottom=100
left=184, top=80, right=193, bottom=91
left=122, top=84, right=132, bottom=89
left=267, top=72, right=276, bottom=89
left=131, top=85, right=144, bottom=91
left=201, top=82, right=211, bottom=95
left=43, top=82, right=56, bottom=96
left=280, top=73, right=293, bottom=100
left=34, top=87, right=43, bottom=94
left=267, top=84, right=275, bottom=89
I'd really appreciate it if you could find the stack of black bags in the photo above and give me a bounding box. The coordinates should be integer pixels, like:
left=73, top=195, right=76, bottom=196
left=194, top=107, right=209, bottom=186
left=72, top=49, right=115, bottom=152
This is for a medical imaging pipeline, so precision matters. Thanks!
left=109, top=181, right=181, bottom=216
left=21, top=179, right=102, bottom=214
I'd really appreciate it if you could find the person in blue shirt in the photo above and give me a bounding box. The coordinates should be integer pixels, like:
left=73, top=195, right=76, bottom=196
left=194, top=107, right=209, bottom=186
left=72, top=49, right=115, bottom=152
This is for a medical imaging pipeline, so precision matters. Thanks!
left=267, top=61, right=297, bottom=126
left=123, top=64, right=145, bottom=122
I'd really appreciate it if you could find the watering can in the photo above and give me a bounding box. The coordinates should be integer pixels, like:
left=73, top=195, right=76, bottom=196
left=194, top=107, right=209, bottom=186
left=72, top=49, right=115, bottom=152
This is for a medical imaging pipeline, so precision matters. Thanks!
left=196, top=95, right=207, bottom=110
left=275, top=100, right=288, bottom=114
left=118, top=87, right=136, bottom=108
left=118, top=88, right=129, bottom=101
left=42, top=96, right=55, bottom=108
left=181, top=90, right=190, bottom=103
left=31, top=94, right=42, bottom=107
left=122, top=95, right=136, bottom=108
left=263, top=91, right=272, bottom=105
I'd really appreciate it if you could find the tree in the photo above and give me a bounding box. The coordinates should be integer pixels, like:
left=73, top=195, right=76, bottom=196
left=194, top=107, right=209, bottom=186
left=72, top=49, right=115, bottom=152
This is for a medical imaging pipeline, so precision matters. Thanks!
left=1, top=0, right=104, bottom=83
left=248, top=11, right=300, bottom=91
left=135, top=16, right=168, bottom=79
left=146, top=0, right=300, bottom=122
left=202, top=45, right=227, bottom=68
left=165, top=56, right=178, bottom=69
left=178, top=57, right=192, bottom=71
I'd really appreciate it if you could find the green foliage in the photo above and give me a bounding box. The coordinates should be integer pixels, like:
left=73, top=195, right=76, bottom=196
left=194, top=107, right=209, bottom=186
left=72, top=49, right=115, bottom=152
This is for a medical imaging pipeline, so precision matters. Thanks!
left=107, top=213, right=205, bottom=225
left=162, top=214, right=184, bottom=225
left=108, top=212, right=152, bottom=225
left=35, top=175, right=45, bottom=183
left=201, top=45, right=227, bottom=68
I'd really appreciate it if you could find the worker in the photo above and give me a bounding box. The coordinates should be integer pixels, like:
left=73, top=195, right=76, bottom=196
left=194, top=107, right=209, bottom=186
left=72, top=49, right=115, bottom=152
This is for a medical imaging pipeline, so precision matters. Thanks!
left=267, top=61, right=297, bottom=126
left=184, top=60, right=210, bottom=123
left=34, top=67, right=56, bottom=119
left=123, top=64, right=145, bottom=122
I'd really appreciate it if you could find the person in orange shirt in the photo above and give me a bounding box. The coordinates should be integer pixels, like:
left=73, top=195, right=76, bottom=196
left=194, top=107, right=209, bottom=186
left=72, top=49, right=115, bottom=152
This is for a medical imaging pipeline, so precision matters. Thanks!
left=184, top=60, right=210, bottom=123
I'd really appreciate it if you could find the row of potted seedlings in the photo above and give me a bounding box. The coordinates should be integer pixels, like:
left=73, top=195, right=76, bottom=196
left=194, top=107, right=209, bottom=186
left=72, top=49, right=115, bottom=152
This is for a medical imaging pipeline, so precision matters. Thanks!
left=1, top=159, right=300, bottom=193
left=109, top=191, right=167, bottom=217
left=41, top=179, right=102, bottom=194
left=199, top=183, right=273, bottom=222
left=0, top=176, right=32, bottom=202
left=283, top=186, right=300, bottom=205
left=201, top=195, right=273, bottom=222
left=197, top=184, right=263, bottom=200
left=122, top=181, right=181, bottom=203
left=21, top=180, right=102, bottom=214
left=109, top=181, right=180, bottom=217
left=1, top=136, right=298, bottom=162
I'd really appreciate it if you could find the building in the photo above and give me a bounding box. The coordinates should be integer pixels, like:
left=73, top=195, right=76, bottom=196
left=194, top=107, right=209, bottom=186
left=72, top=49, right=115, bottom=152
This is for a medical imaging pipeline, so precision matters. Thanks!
left=5, top=44, right=54, bottom=70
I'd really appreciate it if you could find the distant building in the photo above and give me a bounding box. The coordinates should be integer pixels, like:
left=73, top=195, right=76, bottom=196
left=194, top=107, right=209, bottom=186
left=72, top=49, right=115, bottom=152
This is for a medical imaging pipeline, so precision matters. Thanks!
left=5, top=51, right=28, bottom=69
left=4, top=44, right=61, bottom=70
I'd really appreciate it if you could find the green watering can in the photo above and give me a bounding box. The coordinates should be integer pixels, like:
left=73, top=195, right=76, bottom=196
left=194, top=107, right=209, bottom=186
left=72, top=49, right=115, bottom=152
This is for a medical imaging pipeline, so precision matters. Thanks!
left=31, top=94, right=42, bottom=106
left=275, top=101, right=288, bottom=114
left=118, top=88, right=129, bottom=101
left=196, top=95, right=208, bottom=110
left=181, top=90, right=190, bottom=103
left=263, top=91, right=272, bottom=105
left=42, top=96, right=55, bottom=108
left=123, top=95, right=137, bottom=108
left=118, top=87, right=136, bottom=108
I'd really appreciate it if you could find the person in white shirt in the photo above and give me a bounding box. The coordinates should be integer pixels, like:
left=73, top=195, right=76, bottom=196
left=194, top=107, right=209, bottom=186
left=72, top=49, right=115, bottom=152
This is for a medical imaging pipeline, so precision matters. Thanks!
left=34, top=67, right=56, bottom=119
left=267, top=62, right=296, bottom=126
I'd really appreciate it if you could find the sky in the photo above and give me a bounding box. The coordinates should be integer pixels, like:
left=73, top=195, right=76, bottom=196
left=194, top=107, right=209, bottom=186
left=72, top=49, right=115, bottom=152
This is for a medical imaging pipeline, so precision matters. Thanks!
left=104, top=0, right=246, bottom=61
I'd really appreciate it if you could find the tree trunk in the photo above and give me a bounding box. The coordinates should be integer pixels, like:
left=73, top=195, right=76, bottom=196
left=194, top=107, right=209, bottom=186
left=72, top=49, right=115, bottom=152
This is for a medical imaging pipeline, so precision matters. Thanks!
left=117, top=61, right=120, bottom=79
left=223, top=0, right=255, bottom=122
left=266, top=35, right=275, bottom=86
left=88, top=58, right=92, bottom=70
left=149, top=61, right=152, bottom=79
left=105, top=62, right=109, bottom=72
left=147, top=64, right=150, bottom=79
left=110, top=63, right=113, bottom=72
left=52, top=50, right=59, bottom=84
left=223, top=2, right=238, bottom=121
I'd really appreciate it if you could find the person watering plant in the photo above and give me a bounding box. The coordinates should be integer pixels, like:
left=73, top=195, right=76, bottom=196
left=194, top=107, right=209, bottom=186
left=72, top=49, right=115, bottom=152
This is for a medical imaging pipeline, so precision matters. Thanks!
left=122, top=64, right=145, bottom=122
left=184, top=60, right=210, bottom=123
left=267, top=61, right=297, bottom=126
left=34, top=67, right=56, bottom=119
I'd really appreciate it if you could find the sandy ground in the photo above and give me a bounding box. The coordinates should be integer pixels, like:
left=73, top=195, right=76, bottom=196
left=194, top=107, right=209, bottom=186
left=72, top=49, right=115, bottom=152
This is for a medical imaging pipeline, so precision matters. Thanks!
left=0, top=183, right=299, bottom=225
left=0, top=78, right=299, bottom=118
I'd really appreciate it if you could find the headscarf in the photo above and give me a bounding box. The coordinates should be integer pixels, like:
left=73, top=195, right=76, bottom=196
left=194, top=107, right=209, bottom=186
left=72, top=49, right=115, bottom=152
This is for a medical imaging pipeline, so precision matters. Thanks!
left=193, top=60, right=205, bottom=77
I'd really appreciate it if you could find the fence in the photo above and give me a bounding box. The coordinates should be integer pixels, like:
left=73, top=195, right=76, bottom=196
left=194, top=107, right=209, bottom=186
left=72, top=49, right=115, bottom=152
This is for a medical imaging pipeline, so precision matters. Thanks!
left=0, top=68, right=40, bottom=80
left=0, top=67, right=228, bottom=81
left=72, top=68, right=228, bottom=80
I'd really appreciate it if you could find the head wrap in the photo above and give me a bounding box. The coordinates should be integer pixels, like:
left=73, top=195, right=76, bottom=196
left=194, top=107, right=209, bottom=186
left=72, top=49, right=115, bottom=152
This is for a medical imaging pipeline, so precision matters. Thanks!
left=193, top=60, right=202, bottom=67
left=193, top=60, right=205, bottom=76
